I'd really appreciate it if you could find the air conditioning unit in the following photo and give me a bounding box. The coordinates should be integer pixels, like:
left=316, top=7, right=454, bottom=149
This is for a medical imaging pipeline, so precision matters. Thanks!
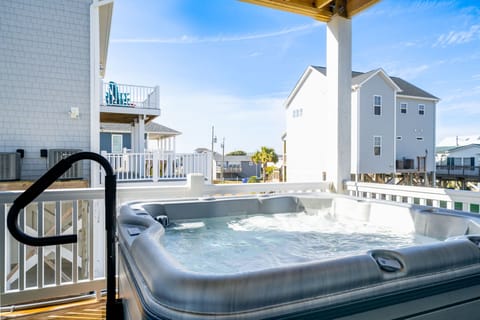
left=48, top=149, right=83, bottom=180
left=404, top=159, right=415, bottom=170
left=0, top=152, right=21, bottom=181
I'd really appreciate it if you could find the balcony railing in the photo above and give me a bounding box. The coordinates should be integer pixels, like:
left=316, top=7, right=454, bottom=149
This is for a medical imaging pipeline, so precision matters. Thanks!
left=102, top=151, right=211, bottom=182
left=101, top=81, right=160, bottom=110
left=346, top=181, right=480, bottom=212
left=436, top=165, right=480, bottom=177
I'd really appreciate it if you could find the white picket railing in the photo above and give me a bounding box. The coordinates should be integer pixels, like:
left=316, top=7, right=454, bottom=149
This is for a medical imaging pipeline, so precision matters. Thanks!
left=346, top=181, right=480, bottom=212
left=0, top=178, right=329, bottom=308
left=102, top=151, right=211, bottom=183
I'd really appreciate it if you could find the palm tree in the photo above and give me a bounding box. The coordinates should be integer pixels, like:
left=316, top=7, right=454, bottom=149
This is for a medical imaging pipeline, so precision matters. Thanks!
left=251, top=146, right=278, bottom=182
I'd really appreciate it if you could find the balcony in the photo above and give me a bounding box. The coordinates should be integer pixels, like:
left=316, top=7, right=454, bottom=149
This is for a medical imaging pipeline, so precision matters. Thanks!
left=100, top=81, right=161, bottom=124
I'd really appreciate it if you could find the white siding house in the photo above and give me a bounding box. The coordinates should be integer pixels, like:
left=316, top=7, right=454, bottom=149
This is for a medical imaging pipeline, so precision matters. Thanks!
left=0, top=0, right=113, bottom=182
left=285, top=66, right=439, bottom=183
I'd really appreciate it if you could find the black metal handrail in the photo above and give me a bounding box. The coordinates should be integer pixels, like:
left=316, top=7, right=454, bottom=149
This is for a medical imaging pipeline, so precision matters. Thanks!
left=7, top=152, right=123, bottom=319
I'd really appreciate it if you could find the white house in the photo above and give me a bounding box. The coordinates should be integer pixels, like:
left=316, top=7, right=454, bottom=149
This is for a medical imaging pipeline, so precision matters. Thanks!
left=285, top=66, right=439, bottom=183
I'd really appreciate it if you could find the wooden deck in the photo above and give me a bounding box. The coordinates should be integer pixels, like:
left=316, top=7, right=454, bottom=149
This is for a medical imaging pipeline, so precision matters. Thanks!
left=0, top=179, right=89, bottom=191
left=1, top=298, right=106, bottom=319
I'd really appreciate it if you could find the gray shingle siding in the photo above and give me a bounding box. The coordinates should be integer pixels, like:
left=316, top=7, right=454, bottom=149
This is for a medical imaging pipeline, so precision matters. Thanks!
left=0, top=0, right=92, bottom=180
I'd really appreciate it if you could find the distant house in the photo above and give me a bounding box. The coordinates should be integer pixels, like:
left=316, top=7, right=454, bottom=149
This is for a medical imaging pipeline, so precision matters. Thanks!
left=436, top=143, right=480, bottom=186
left=213, top=154, right=262, bottom=181
left=285, top=66, right=439, bottom=183
left=436, top=144, right=480, bottom=168
left=100, top=122, right=181, bottom=153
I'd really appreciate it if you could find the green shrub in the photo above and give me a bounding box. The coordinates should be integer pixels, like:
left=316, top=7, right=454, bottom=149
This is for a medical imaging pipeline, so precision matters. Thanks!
left=247, top=176, right=258, bottom=183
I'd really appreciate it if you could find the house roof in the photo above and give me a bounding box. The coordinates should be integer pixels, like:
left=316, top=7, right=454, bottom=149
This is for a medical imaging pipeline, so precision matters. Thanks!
left=390, top=76, right=439, bottom=100
left=438, top=135, right=480, bottom=147
left=100, top=122, right=181, bottom=136
left=437, top=144, right=480, bottom=155
left=310, top=66, right=437, bottom=100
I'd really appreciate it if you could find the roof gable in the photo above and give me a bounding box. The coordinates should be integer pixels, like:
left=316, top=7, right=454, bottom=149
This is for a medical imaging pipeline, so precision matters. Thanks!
left=391, top=77, right=439, bottom=100
left=286, top=66, right=439, bottom=105
left=284, top=66, right=316, bottom=108
left=352, top=68, right=401, bottom=92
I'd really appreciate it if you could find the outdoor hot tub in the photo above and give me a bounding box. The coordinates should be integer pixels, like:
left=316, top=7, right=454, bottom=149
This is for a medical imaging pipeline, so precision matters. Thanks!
left=118, top=194, right=480, bottom=319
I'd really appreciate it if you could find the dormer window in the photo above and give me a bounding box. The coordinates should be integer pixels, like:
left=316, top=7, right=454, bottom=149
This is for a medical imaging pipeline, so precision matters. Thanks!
left=373, top=95, right=382, bottom=115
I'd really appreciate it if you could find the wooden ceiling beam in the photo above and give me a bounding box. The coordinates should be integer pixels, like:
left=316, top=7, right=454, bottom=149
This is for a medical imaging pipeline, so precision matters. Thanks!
left=239, top=0, right=333, bottom=22
left=313, top=0, right=333, bottom=9
left=239, top=0, right=379, bottom=21
left=345, top=0, right=380, bottom=17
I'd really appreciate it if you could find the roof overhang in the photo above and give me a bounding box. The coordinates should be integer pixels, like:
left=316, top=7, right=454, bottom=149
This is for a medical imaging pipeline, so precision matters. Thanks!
left=97, top=0, right=114, bottom=78
left=239, top=0, right=380, bottom=22
left=396, top=94, right=440, bottom=103
left=284, top=66, right=314, bottom=108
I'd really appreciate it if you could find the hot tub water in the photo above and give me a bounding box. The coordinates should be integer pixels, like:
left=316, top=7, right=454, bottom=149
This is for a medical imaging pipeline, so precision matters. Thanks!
left=163, top=210, right=439, bottom=274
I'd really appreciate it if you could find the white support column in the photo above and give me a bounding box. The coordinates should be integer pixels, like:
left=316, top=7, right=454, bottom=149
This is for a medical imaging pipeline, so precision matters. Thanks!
left=326, top=15, right=352, bottom=193
left=131, top=121, right=137, bottom=152
left=137, top=115, right=145, bottom=152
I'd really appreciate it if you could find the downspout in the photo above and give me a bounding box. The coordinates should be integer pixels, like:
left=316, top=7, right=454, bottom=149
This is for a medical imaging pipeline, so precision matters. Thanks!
left=90, top=1, right=101, bottom=187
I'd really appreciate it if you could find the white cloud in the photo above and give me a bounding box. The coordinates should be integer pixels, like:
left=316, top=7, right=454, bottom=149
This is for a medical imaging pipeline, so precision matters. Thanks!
left=158, top=91, right=285, bottom=153
left=433, top=24, right=480, bottom=47
left=112, top=22, right=323, bottom=44
left=384, top=64, right=430, bottom=80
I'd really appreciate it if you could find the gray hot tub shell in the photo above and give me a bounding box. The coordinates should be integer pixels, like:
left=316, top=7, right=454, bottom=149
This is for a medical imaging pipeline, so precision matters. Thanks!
left=118, top=194, right=480, bottom=319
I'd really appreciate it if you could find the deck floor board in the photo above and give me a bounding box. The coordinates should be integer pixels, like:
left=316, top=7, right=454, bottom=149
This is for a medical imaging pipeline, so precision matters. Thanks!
left=1, top=298, right=106, bottom=320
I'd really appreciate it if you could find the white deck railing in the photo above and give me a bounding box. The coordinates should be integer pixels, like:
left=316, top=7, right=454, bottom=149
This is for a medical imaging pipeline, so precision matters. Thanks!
left=102, top=151, right=211, bottom=183
left=346, top=181, right=480, bottom=212
left=102, top=81, right=160, bottom=110
left=1, top=178, right=330, bottom=308
left=3, top=179, right=480, bottom=308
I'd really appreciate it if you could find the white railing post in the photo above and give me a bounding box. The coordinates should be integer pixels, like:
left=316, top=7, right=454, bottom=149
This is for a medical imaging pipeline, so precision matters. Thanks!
left=206, top=152, right=213, bottom=183
left=155, top=85, right=160, bottom=111
left=152, top=151, right=159, bottom=182
left=186, top=173, right=205, bottom=197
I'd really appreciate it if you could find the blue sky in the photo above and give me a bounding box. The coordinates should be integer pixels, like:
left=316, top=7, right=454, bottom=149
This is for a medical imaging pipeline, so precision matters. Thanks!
left=105, top=0, right=480, bottom=153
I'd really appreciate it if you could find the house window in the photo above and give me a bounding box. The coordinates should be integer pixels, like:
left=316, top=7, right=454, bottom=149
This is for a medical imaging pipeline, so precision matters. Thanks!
left=292, top=108, right=303, bottom=118
left=373, top=95, right=382, bottom=115
left=418, top=104, right=425, bottom=115
left=400, top=103, right=407, bottom=114
left=373, top=136, right=382, bottom=156
left=112, top=134, right=123, bottom=153
left=416, top=137, right=424, bottom=141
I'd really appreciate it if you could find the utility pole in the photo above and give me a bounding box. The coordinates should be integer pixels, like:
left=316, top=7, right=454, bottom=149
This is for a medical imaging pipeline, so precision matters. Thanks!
left=221, top=137, right=225, bottom=182
left=211, top=126, right=217, bottom=183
